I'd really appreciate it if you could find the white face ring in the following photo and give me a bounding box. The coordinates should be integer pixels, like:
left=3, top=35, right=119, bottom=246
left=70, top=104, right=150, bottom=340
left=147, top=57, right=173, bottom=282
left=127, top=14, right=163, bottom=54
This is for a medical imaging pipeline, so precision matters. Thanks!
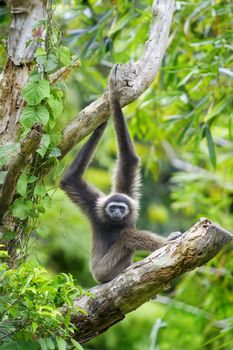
left=105, top=202, right=130, bottom=217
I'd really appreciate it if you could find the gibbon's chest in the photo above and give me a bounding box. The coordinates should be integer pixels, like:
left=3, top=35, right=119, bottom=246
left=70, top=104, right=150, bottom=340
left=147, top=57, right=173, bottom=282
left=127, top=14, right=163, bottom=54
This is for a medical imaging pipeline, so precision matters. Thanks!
left=91, top=222, right=125, bottom=255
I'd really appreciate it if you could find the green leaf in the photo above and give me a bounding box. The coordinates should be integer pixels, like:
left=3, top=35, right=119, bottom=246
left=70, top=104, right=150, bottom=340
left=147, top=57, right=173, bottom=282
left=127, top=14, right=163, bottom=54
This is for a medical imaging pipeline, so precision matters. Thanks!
left=34, top=183, right=47, bottom=197
left=22, top=79, right=50, bottom=105
left=206, top=96, right=233, bottom=122
left=58, top=46, right=71, bottom=66
left=32, top=322, right=38, bottom=333
left=37, top=134, right=50, bottom=158
left=2, top=230, right=17, bottom=241
left=28, top=175, right=38, bottom=183
left=20, top=106, right=36, bottom=128
left=0, top=250, right=9, bottom=258
left=44, top=54, right=58, bottom=72
left=35, top=47, right=46, bottom=57
left=50, top=131, right=62, bottom=147
left=16, top=171, right=29, bottom=197
left=56, top=337, right=67, bottom=350
left=0, top=341, right=39, bottom=350
left=70, top=339, right=84, bottom=350
left=47, top=95, right=63, bottom=119
left=193, top=125, right=204, bottom=165
left=20, top=128, right=31, bottom=139
left=177, top=69, right=198, bottom=87
left=204, top=125, right=216, bottom=169
left=45, top=339, right=55, bottom=350
left=20, top=105, right=50, bottom=128
left=38, top=339, right=49, bottom=350
left=12, top=198, right=33, bottom=220
left=36, top=105, right=50, bottom=125
left=49, top=147, right=61, bottom=158
left=64, top=309, right=71, bottom=330
left=108, top=12, right=135, bottom=35
left=36, top=55, right=47, bottom=65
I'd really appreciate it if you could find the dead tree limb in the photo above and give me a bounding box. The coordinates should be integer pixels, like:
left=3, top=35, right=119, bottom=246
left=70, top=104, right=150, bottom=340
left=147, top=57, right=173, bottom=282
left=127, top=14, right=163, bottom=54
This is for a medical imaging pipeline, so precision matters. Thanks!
left=59, top=0, right=175, bottom=157
left=69, top=218, right=233, bottom=344
left=49, top=59, right=81, bottom=84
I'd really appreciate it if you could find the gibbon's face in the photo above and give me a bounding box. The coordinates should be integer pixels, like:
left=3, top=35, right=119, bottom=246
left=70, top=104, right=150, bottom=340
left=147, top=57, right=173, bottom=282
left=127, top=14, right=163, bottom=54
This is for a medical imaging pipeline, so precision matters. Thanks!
left=96, top=193, right=138, bottom=226
left=105, top=201, right=130, bottom=222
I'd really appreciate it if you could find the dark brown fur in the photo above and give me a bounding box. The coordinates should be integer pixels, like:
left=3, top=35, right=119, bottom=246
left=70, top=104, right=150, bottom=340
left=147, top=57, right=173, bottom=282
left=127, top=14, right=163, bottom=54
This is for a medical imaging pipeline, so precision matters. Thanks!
left=60, top=65, right=178, bottom=283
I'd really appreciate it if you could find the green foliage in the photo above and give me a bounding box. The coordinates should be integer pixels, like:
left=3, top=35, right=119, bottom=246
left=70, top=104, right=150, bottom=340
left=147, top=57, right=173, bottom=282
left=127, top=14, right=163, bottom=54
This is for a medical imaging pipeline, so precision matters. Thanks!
left=22, top=78, right=50, bottom=106
left=0, top=260, right=85, bottom=349
left=0, top=0, right=233, bottom=349
left=49, top=1, right=233, bottom=349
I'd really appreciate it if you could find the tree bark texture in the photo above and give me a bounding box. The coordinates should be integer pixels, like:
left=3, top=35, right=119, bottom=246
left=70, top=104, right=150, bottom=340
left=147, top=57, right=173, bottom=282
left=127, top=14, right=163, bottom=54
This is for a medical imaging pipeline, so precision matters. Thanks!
left=0, top=0, right=48, bottom=146
left=69, top=219, right=233, bottom=344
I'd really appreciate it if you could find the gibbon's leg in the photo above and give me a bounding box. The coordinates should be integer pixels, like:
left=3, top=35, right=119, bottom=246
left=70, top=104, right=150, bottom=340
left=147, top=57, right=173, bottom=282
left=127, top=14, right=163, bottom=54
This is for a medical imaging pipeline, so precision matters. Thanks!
left=109, top=65, right=140, bottom=201
left=91, top=237, right=133, bottom=283
left=60, top=122, right=107, bottom=216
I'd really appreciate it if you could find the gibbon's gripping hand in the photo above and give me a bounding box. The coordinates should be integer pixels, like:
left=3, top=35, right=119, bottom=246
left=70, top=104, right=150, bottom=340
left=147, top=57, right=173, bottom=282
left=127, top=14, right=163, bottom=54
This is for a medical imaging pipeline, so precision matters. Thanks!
left=109, top=64, right=121, bottom=98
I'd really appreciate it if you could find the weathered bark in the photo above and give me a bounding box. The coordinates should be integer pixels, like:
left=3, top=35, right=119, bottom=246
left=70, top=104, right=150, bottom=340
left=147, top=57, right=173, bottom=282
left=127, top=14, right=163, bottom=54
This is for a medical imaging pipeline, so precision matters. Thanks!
left=68, top=219, right=233, bottom=344
left=0, top=0, right=48, bottom=146
left=59, top=0, right=175, bottom=157
left=0, top=59, right=30, bottom=146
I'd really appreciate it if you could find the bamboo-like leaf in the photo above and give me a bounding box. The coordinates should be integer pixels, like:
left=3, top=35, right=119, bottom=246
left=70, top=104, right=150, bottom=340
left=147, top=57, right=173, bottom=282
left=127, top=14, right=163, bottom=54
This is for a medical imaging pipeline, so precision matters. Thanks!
left=193, top=125, right=204, bottom=165
left=204, top=124, right=216, bottom=169
left=205, top=96, right=233, bottom=122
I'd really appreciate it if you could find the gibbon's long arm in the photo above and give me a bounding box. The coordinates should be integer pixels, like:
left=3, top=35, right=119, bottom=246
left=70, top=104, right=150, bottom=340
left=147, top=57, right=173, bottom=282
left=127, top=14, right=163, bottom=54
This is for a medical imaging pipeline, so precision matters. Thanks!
left=60, top=122, right=107, bottom=216
left=109, top=66, right=140, bottom=201
left=128, top=230, right=166, bottom=250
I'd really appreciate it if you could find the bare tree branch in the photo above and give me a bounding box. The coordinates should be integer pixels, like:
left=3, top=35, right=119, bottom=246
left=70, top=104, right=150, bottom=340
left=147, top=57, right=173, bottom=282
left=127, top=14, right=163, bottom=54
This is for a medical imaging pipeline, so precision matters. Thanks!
left=59, top=0, right=175, bottom=157
left=66, top=218, right=233, bottom=344
left=0, top=124, right=43, bottom=220
left=49, top=59, right=81, bottom=84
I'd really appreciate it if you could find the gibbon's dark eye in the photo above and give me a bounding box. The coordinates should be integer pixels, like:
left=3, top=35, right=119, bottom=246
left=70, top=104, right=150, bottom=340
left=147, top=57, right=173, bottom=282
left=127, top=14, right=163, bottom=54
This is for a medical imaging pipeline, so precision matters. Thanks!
left=110, top=205, right=117, bottom=212
left=119, top=206, right=126, bottom=213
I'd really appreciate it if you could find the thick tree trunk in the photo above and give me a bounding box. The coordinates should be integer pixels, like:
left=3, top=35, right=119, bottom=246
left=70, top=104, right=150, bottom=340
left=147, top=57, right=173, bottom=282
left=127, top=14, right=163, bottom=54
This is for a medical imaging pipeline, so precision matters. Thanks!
left=0, top=0, right=48, bottom=146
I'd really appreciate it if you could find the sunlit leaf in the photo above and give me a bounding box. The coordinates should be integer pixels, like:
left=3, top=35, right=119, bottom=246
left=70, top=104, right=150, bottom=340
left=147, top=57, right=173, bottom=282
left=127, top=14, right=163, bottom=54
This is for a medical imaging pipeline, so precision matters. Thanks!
left=22, top=79, right=50, bottom=105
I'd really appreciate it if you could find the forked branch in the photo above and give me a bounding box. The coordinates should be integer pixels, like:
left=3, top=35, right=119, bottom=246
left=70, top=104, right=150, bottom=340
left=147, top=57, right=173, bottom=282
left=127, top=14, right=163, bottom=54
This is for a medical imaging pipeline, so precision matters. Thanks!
left=68, top=218, right=232, bottom=344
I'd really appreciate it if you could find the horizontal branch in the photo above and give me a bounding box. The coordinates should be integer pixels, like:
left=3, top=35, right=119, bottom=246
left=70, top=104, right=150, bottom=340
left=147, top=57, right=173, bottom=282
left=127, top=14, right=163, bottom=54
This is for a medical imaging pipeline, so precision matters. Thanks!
left=69, top=218, right=232, bottom=344
left=59, top=0, right=175, bottom=157
left=0, top=124, right=43, bottom=220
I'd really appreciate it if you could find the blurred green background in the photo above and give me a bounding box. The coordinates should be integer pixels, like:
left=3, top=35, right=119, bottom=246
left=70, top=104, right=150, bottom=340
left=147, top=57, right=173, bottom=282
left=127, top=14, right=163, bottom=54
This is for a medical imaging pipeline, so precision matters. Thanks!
left=1, top=0, right=233, bottom=348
